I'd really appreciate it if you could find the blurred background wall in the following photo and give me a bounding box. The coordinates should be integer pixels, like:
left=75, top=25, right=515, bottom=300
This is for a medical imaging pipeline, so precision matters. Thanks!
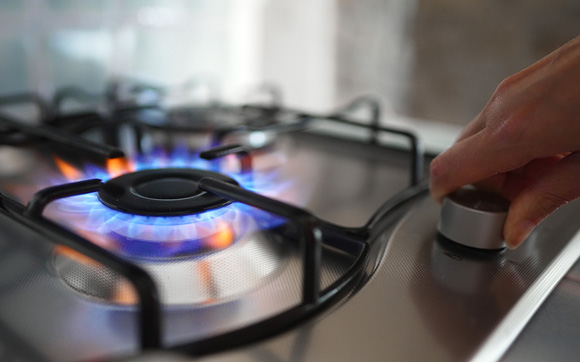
left=408, top=0, right=580, bottom=125
left=0, top=0, right=579, bottom=127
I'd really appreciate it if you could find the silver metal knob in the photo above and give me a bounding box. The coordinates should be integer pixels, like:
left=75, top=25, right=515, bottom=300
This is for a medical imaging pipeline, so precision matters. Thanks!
left=438, top=188, right=510, bottom=250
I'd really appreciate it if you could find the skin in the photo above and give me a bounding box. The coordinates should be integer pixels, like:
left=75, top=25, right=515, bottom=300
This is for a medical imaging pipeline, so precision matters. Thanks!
left=429, top=36, right=580, bottom=249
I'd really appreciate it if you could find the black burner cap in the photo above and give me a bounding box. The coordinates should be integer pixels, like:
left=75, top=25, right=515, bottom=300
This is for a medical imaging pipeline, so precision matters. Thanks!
left=98, top=168, right=238, bottom=216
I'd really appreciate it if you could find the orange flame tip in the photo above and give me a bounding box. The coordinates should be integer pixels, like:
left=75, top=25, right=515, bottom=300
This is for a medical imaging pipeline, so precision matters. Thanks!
left=114, top=280, right=138, bottom=305
left=207, top=222, right=234, bottom=249
left=54, top=245, right=98, bottom=266
left=107, top=157, right=135, bottom=178
left=54, top=157, right=82, bottom=181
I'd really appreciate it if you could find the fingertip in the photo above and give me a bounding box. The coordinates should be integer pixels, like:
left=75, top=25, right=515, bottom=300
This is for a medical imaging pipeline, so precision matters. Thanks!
left=505, top=219, right=536, bottom=249
left=429, top=189, right=445, bottom=204
left=428, top=179, right=447, bottom=203
left=429, top=156, right=448, bottom=202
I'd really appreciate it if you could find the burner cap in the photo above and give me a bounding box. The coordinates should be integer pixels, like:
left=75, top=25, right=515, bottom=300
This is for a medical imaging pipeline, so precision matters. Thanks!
left=98, top=168, right=238, bottom=216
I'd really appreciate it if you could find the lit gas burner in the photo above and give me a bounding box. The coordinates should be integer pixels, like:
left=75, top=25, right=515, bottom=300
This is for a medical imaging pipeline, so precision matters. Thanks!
left=46, top=147, right=293, bottom=257
left=43, top=147, right=298, bottom=306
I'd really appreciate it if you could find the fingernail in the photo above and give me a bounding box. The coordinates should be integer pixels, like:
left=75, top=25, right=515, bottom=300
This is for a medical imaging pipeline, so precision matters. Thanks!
left=429, top=187, right=445, bottom=203
left=429, top=158, right=446, bottom=202
left=506, top=220, right=536, bottom=249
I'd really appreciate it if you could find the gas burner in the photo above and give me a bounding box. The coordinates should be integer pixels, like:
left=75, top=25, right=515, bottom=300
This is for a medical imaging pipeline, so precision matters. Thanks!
left=98, top=168, right=238, bottom=216
left=48, top=166, right=291, bottom=306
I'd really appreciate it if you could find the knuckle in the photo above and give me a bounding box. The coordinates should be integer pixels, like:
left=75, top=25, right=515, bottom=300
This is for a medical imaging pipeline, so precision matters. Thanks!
left=495, top=75, right=516, bottom=95
left=481, top=110, right=527, bottom=152
left=482, top=87, right=530, bottom=146
left=492, top=73, right=522, bottom=101
left=480, top=103, right=532, bottom=152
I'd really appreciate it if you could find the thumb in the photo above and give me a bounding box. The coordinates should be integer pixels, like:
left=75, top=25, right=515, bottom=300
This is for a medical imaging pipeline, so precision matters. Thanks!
left=504, top=152, right=580, bottom=249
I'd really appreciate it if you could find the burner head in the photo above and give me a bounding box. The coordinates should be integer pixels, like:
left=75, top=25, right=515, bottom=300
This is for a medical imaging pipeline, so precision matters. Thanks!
left=98, top=168, right=238, bottom=216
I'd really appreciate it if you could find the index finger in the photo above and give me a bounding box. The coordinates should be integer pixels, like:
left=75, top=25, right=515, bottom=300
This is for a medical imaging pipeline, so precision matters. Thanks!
left=429, top=128, right=532, bottom=201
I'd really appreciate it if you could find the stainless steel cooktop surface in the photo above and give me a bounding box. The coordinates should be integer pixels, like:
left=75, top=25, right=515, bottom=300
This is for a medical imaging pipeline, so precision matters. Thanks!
left=0, top=110, right=579, bottom=362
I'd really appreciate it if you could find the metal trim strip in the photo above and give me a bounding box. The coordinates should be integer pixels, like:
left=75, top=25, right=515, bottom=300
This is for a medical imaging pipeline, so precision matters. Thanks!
left=472, top=227, right=580, bottom=362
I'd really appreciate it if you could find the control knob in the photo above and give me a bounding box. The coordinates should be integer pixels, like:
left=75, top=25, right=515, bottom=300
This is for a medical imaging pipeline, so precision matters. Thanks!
left=437, top=188, right=510, bottom=250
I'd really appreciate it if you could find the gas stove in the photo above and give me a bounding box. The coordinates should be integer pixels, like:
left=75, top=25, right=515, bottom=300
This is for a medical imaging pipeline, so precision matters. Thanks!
left=0, top=86, right=579, bottom=362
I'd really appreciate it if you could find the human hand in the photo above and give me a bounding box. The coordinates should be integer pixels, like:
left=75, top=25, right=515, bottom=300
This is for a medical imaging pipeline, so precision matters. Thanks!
left=429, top=36, right=580, bottom=249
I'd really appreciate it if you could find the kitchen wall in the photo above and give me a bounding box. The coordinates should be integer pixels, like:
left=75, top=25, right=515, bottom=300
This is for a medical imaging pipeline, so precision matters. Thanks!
left=0, top=0, right=579, bottom=126
left=0, top=1, right=235, bottom=103
left=408, top=0, right=580, bottom=125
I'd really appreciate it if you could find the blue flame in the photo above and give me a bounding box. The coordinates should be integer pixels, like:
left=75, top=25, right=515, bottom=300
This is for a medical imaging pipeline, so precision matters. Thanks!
left=48, top=146, right=291, bottom=259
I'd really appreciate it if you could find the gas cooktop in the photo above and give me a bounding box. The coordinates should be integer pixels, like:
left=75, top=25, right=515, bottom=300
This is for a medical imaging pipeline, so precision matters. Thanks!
left=0, top=86, right=579, bottom=362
